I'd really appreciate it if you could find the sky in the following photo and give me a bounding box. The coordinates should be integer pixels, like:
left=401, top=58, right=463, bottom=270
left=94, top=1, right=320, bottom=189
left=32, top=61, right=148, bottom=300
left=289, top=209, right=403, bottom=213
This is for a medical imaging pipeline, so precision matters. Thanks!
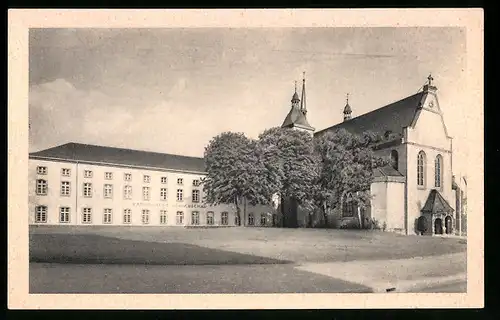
left=29, top=27, right=469, bottom=176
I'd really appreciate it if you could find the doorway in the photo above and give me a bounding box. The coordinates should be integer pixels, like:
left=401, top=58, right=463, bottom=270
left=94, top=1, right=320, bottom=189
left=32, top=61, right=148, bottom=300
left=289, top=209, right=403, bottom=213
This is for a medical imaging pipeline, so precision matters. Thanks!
left=434, top=218, right=443, bottom=235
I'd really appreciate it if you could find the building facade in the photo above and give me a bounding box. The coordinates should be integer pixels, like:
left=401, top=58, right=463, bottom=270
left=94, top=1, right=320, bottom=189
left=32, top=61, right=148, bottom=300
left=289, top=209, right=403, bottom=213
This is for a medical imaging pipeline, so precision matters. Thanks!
left=28, top=144, right=273, bottom=227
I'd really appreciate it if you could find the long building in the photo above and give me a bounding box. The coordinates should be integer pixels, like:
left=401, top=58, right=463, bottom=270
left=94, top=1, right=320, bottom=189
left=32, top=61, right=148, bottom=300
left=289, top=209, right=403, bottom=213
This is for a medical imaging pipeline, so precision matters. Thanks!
left=28, top=143, right=273, bottom=227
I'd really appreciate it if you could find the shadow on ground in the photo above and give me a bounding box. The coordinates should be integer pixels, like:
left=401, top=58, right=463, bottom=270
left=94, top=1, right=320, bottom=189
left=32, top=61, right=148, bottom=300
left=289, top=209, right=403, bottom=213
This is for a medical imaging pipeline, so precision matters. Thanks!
left=29, top=263, right=374, bottom=293
left=30, top=233, right=291, bottom=265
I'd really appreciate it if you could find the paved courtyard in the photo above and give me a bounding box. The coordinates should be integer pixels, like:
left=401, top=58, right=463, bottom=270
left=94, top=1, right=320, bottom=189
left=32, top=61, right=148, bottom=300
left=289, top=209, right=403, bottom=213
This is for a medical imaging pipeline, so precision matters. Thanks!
left=29, top=226, right=467, bottom=293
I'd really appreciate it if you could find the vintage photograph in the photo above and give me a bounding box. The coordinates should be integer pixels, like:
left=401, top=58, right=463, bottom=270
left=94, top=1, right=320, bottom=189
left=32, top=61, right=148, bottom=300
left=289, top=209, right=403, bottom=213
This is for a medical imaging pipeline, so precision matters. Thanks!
left=27, top=26, right=469, bottom=294
left=7, top=9, right=483, bottom=309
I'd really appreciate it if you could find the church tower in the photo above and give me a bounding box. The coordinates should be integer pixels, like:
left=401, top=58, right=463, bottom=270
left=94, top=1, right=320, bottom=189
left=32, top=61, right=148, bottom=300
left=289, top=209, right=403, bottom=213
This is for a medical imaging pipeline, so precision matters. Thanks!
left=343, top=93, right=352, bottom=121
left=281, top=72, right=315, bottom=134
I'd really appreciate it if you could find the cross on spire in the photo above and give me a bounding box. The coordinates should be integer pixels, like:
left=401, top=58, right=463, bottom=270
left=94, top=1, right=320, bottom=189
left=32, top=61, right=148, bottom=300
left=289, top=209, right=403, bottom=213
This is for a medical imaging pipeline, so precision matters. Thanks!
left=427, top=74, right=434, bottom=86
left=346, top=93, right=350, bottom=104
left=294, top=80, right=297, bottom=93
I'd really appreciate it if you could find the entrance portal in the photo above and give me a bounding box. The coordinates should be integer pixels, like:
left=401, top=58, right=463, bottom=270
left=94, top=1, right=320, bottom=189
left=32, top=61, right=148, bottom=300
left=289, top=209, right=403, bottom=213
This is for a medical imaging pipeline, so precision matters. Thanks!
left=445, top=216, right=453, bottom=234
left=434, top=218, right=443, bottom=235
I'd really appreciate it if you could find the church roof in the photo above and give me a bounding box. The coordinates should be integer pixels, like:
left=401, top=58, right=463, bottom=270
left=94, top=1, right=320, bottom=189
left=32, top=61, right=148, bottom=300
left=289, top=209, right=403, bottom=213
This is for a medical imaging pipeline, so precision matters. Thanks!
left=343, top=103, right=352, bottom=114
left=315, top=91, right=426, bottom=137
left=281, top=107, right=314, bottom=130
left=373, top=165, right=404, bottom=177
left=421, top=189, right=455, bottom=214
left=29, top=142, right=206, bottom=173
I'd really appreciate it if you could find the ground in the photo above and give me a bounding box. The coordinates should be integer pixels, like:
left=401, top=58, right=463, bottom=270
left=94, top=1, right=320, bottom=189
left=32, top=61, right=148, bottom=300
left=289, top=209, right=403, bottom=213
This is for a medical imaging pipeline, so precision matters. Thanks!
left=29, top=226, right=467, bottom=293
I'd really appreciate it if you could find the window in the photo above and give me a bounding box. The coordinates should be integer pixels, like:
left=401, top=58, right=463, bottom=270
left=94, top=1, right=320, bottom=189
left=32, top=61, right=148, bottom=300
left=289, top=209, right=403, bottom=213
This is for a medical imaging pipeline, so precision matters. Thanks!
left=104, top=184, right=113, bottom=198
left=124, top=173, right=132, bottom=181
left=123, top=209, right=131, bottom=224
left=235, top=215, right=240, bottom=226
left=60, top=207, right=70, bottom=223
left=177, top=178, right=183, bottom=185
left=177, top=189, right=183, bottom=201
left=123, top=185, right=132, bottom=199
left=36, top=179, right=47, bottom=195
left=248, top=213, right=255, bottom=226
left=417, top=151, right=426, bottom=187
left=160, top=188, right=168, bottom=201
left=192, top=179, right=200, bottom=187
left=142, top=187, right=150, bottom=201
left=160, top=210, right=168, bottom=224
left=191, top=211, right=200, bottom=225
left=342, top=201, right=356, bottom=218
left=84, top=170, right=93, bottom=178
left=260, top=213, right=267, bottom=226
left=176, top=211, right=184, bottom=225
left=103, top=208, right=112, bottom=224
left=207, top=211, right=214, bottom=225
left=143, top=175, right=151, bottom=183
left=37, top=166, right=47, bottom=175
left=105, top=172, right=113, bottom=180
left=141, top=209, right=150, bottom=224
left=435, top=155, right=443, bottom=188
left=82, top=207, right=92, bottom=224
left=35, top=206, right=47, bottom=223
left=83, top=182, right=93, bottom=197
left=60, top=181, right=71, bottom=196
left=192, top=189, right=200, bottom=203
left=161, top=176, right=168, bottom=184
left=390, top=150, right=399, bottom=171
left=61, top=168, right=71, bottom=177
left=221, top=212, right=228, bottom=226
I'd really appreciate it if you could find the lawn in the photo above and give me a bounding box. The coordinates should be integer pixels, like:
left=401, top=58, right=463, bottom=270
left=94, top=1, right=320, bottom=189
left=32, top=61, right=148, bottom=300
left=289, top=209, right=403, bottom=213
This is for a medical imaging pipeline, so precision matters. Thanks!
left=30, top=225, right=467, bottom=265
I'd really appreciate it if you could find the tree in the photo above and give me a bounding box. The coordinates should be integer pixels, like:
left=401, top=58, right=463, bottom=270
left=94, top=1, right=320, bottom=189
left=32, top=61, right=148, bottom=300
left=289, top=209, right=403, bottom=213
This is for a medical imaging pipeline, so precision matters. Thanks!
left=313, top=128, right=389, bottom=227
left=257, top=127, right=319, bottom=227
left=203, top=132, right=273, bottom=226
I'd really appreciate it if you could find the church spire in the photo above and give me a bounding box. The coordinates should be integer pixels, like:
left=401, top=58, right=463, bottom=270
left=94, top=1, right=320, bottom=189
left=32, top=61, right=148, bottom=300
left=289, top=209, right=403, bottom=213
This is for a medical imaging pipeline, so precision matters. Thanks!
left=343, top=93, right=352, bottom=122
left=300, top=71, right=307, bottom=114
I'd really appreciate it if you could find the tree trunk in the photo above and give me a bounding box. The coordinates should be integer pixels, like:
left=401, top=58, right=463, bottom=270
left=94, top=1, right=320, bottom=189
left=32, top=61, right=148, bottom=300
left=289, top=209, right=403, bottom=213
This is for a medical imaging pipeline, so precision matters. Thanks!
left=280, top=195, right=285, bottom=227
left=357, top=204, right=362, bottom=229
left=322, top=201, right=329, bottom=227
left=243, top=197, right=247, bottom=227
left=235, top=196, right=242, bottom=226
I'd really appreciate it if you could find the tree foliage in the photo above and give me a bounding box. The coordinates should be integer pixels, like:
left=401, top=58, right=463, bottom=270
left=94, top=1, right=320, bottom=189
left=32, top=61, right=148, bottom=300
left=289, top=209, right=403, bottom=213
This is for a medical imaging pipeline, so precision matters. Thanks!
left=257, top=127, right=319, bottom=204
left=203, top=132, right=265, bottom=225
left=313, top=128, right=390, bottom=226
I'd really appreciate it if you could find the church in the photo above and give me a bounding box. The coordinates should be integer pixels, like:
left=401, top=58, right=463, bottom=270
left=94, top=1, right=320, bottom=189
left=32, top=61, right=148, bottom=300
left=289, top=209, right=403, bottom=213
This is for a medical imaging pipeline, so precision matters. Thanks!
left=280, top=73, right=465, bottom=236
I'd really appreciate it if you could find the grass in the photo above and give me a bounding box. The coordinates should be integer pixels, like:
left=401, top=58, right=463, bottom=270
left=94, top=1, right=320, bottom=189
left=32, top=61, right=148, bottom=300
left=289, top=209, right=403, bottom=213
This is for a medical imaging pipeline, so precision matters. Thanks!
left=30, top=225, right=467, bottom=265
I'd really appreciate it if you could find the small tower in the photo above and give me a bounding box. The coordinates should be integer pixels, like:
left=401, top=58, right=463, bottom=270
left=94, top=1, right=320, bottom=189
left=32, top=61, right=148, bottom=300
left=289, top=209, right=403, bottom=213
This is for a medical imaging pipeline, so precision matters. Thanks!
left=300, top=71, right=307, bottom=115
left=280, top=72, right=315, bottom=134
left=343, top=93, right=352, bottom=121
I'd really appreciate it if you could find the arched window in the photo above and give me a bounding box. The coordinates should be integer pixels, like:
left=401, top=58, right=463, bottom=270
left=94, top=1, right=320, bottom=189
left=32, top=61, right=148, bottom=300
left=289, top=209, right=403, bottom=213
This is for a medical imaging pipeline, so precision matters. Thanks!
left=435, top=155, right=443, bottom=188
left=390, top=150, right=399, bottom=171
left=417, top=151, right=426, bottom=187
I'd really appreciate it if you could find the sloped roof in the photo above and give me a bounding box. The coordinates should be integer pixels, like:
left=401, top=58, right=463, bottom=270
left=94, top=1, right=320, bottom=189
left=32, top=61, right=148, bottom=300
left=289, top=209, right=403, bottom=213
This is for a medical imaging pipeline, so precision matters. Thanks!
left=315, top=91, right=426, bottom=137
left=373, top=165, right=404, bottom=177
left=29, top=142, right=206, bottom=173
left=421, top=189, right=455, bottom=214
left=281, top=107, right=314, bottom=130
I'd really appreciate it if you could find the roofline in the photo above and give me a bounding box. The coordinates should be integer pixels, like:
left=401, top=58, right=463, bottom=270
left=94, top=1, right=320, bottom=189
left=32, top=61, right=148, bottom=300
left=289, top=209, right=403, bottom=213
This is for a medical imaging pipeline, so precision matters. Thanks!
left=314, top=92, right=424, bottom=135
left=29, top=142, right=205, bottom=162
left=293, top=123, right=315, bottom=131
left=29, top=155, right=207, bottom=175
